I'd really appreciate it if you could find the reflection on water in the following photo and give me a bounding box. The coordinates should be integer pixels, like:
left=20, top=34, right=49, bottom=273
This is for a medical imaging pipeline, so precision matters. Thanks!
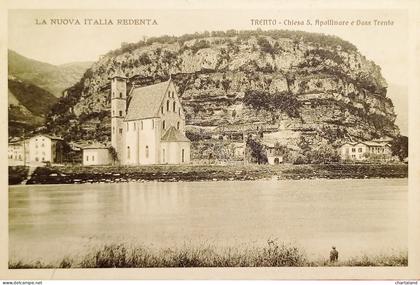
left=9, top=179, right=407, bottom=262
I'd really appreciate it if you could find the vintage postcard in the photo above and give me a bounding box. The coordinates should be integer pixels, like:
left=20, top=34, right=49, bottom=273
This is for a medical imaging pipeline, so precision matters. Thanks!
left=0, top=0, right=419, bottom=280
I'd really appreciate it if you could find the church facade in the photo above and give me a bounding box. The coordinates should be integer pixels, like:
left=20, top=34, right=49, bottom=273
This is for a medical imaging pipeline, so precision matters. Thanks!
left=111, top=74, right=191, bottom=165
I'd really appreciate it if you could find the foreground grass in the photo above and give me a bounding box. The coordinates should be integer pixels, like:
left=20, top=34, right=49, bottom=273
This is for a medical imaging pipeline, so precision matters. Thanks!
left=8, top=241, right=407, bottom=268
left=19, top=163, right=408, bottom=185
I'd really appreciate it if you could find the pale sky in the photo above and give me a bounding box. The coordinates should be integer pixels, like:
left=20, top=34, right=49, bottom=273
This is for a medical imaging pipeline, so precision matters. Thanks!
left=8, top=9, right=408, bottom=133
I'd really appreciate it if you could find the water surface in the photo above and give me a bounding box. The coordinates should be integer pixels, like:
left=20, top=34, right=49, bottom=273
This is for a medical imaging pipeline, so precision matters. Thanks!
left=9, top=179, right=407, bottom=262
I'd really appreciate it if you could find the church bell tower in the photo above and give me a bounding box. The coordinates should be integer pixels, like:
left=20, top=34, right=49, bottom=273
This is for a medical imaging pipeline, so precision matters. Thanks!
left=110, top=72, right=127, bottom=163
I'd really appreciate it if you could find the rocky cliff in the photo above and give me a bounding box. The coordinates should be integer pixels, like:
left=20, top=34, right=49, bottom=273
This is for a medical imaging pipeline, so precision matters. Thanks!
left=46, top=30, right=400, bottom=156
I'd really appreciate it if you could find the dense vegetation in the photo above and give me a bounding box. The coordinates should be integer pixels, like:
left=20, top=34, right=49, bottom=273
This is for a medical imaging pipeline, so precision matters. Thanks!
left=391, top=135, right=408, bottom=161
left=8, top=166, right=29, bottom=185
left=9, top=241, right=407, bottom=268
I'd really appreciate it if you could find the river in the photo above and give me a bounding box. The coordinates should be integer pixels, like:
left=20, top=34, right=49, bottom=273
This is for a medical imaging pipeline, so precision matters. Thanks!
left=9, top=178, right=407, bottom=263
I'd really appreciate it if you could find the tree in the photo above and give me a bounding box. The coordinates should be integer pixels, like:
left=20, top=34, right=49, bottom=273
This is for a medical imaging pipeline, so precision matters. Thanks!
left=246, top=136, right=267, bottom=164
left=109, top=146, right=119, bottom=165
left=391, top=136, right=408, bottom=161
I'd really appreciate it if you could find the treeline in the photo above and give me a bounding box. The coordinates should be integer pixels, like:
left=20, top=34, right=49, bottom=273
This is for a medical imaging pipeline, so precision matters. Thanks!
left=106, top=29, right=357, bottom=57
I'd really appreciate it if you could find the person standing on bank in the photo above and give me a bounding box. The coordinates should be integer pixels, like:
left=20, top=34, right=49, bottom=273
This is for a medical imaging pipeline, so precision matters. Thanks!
left=330, top=246, right=339, bottom=262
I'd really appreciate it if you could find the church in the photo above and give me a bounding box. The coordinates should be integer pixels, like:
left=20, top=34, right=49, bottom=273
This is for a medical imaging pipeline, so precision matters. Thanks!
left=110, top=73, right=191, bottom=165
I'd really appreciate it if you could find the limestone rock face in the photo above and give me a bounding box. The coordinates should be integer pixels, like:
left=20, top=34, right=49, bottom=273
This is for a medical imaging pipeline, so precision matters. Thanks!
left=48, top=31, right=400, bottom=149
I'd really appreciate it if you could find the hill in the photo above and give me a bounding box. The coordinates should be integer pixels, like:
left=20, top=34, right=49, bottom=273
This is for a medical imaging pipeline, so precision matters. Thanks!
left=8, top=50, right=92, bottom=98
left=44, top=30, right=401, bottom=160
left=8, top=50, right=92, bottom=137
left=8, top=77, right=57, bottom=137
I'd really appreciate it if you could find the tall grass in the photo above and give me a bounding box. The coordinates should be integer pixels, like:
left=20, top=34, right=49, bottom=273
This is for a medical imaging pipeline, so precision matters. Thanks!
left=9, top=241, right=407, bottom=268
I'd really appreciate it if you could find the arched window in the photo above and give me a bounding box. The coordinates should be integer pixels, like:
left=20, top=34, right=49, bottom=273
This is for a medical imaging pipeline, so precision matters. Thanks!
left=177, top=122, right=180, bottom=130
left=182, top=149, right=185, bottom=163
left=127, top=146, right=130, bottom=159
left=161, top=106, right=164, bottom=114
left=167, top=100, right=170, bottom=111
left=119, top=92, right=123, bottom=98
left=162, top=120, right=166, bottom=130
left=145, top=145, right=149, bottom=158
left=162, top=149, right=166, bottom=163
left=173, top=102, right=176, bottom=112
left=141, top=121, right=143, bottom=130
left=152, top=120, right=154, bottom=129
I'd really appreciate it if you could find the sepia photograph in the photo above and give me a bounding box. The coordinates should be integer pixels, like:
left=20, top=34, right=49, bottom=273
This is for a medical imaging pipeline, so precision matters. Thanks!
left=1, top=3, right=419, bottom=281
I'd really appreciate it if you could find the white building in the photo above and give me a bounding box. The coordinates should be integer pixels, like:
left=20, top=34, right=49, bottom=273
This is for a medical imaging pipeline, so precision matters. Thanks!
left=27, top=134, right=64, bottom=164
left=82, top=145, right=111, bottom=166
left=8, top=139, right=29, bottom=166
left=340, top=141, right=392, bottom=161
left=265, top=144, right=284, bottom=165
left=111, top=74, right=191, bottom=165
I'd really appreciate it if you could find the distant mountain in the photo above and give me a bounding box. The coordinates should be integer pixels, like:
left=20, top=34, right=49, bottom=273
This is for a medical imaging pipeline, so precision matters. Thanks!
left=8, top=50, right=92, bottom=137
left=8, top=78, right=57, bottom=116
left=8, top=77, right=57, bottom=137
left=8, top=50, right=92, bottom=97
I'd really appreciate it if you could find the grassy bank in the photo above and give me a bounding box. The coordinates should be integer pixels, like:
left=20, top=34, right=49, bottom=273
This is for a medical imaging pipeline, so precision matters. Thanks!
left=20, top=163, right=408, bottom=185
left=8, top=166, right=29, bottom=185
left=9, top=241, right=407, bottom=268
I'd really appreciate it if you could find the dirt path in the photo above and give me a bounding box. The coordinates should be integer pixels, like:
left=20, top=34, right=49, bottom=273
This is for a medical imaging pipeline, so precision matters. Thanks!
left=21, top=166, right=37, bottom=185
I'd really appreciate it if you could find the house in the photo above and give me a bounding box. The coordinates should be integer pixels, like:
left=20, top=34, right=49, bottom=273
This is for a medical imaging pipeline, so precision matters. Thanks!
left=82, top=144, right=111, bottom=166
left=110, top=73, right=191, bottom=165
left=265, top=143, right=284, bottom=165
left=27, top=134, right=64, bottom=164
left=8, top=139, right=29, bottom=165
left=339, top=140, right=392, bottom=161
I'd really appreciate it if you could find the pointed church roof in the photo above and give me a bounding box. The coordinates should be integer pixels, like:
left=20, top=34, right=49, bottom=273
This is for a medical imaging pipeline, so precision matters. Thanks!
left=125, top=80, right=171, bottom=121
left=161, top=126, right=190, bottom=142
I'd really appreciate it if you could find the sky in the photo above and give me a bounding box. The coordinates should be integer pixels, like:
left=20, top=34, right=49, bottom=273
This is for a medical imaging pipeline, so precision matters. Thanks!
left=8, top=9, right=408, bottom=134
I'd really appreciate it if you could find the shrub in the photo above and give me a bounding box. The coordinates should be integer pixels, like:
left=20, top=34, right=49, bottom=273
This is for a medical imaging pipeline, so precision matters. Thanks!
left=8, top=166, right=29, bottom=185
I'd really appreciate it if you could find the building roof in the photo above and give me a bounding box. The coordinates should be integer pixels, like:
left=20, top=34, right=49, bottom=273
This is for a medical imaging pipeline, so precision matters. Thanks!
left=109, top=69, right=128, bottom=79
left=125, top=80, right=171, bottom=121
left=31, top=134, right=63, bottom=141
left=340, top=141, right=391, bottom=147
left=363, top=141, right=391, bottom=147
left=82, top=143, right=110, bottom=150
left=161, top=126, right=190, bottom=142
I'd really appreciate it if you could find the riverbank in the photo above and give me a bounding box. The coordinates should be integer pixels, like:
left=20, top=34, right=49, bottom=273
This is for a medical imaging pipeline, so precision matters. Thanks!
left=9, top=241, right=407, bottom=268
left=9, top=163, right=408, bottom=185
